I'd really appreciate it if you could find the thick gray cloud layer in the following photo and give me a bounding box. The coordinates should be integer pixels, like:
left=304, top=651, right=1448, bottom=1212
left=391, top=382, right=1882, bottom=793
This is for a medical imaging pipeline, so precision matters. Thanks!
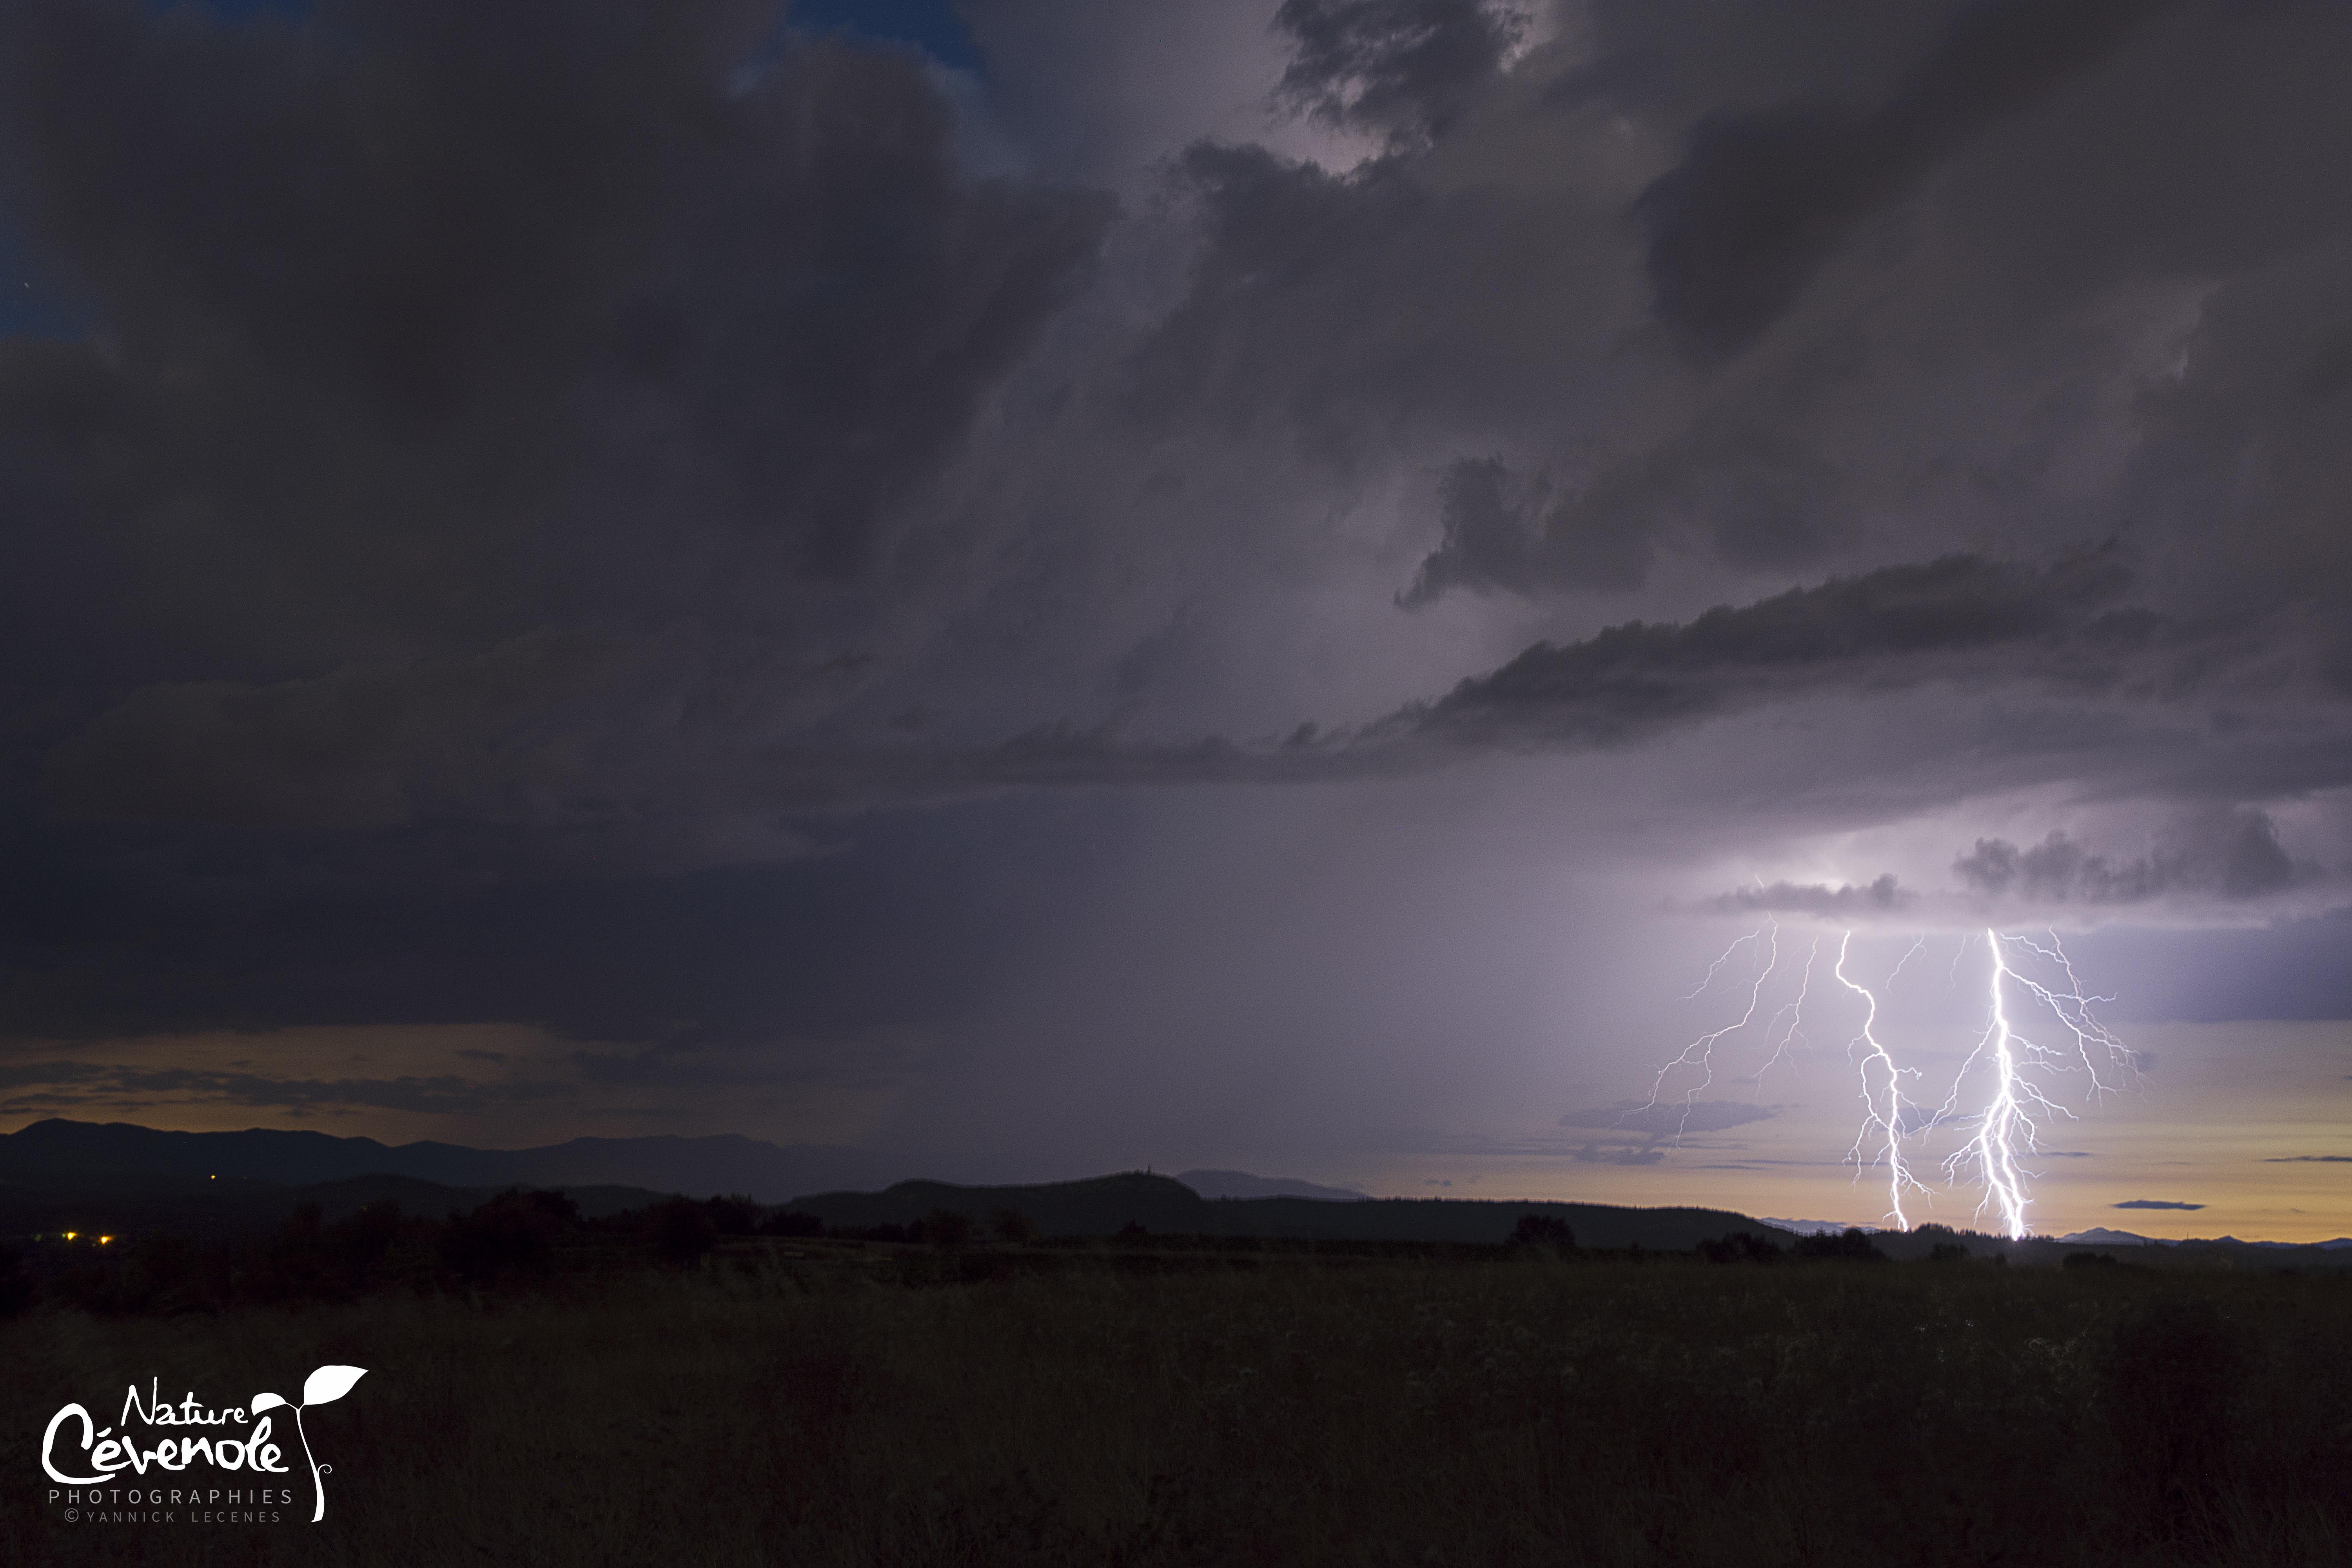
left=1704, top=875, right=1908, bottom=919
left=1633, top=0, right=2161, bottom=361
left=4, top=0, right=2352, bottom=1151
left=1955, top=809, right=2300, bottom=907
left=0, top=0, right=1109, bottom=599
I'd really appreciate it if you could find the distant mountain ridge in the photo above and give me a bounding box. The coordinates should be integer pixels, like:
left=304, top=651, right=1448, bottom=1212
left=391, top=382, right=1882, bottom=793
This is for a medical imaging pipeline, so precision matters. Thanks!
left=0, top=1118, right=895, bottom=1203
left=788, top=1172, right=1779, bottom=1249
left=1173, top=1169, right=1367, bottom=1201
left=0, top=1121, right=1366, bottom=1211
left=2059, top=1226, right=2352, bottom=1250
left=0, top=1122, right=1781, bottom=1249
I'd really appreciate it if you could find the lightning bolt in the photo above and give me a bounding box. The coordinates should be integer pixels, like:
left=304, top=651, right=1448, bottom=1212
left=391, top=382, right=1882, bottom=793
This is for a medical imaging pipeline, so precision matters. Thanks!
left=1754, top=935, right=1819, bottom=1089
left=1929, top=928, right=2140, bottom=1239
left=1650, top=920, right=2129, bottom=1238
left=1679, top=926, right=1763, bottom=1002
left=1998, top=931, right=2135, bottom=1091
left=1644, top=920, right=1781, bottom=1141
left=1833, top=931, right=1925, bottom=1229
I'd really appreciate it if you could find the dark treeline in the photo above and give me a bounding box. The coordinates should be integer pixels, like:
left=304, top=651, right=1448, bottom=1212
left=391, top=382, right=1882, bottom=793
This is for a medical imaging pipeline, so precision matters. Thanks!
left=4, top=1189, right=834, bottom=1315
left=2, top=1198, right=2021, bottom=1318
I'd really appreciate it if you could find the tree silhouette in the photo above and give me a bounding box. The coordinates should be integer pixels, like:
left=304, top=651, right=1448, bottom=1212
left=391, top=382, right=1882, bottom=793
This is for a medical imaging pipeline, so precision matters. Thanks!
left=1792, top=1228, right=1886, bottom=1262
left=1510, top=1214, right=1577, bottom=1250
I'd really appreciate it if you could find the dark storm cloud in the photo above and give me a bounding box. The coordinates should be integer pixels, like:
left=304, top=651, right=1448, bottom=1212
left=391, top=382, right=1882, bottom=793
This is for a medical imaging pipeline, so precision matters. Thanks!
left=1127, top=0, right=2352, bottom=617
left=2113, top=1198, right=2203, bottom=1211
left=1272, top=0, right=1527, bottom=147
left=0, top=0, right=1112, bottom=815
left=1124, top=140, right=1455, bottom=460
left=0, top=0, right=1112, bottom=856
left=1400, top=456, right=1656, bottom=604
left=1701, top=875, right=1908, bottom=920
left=1633, top=0, right=2161, bottom=359
left=9, top=0, right=2352, bottom=1139
left=691, top=544, right=2314, bottom=809
left=0, top=0, right=1108, bottom=597
left=0, top=790, right=1108, bottom=1050
left=1559, top=1100, right=1775, bottom=1137
left=2265, top=1156, right=2352, bottom=1164
left=42, top=630, right=638, bottom=828
left=1954, top=809, right=2301, bottom=906
left=699, top=546, right=2188, bottom=802
left=1402, top=549, right=2143, bottom=751
left=54, top=543, right=2174, bottom=828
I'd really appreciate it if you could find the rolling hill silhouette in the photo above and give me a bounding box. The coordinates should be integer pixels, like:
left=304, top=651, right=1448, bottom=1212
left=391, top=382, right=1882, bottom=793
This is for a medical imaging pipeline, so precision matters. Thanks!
left=787, top=1172, right=1777, bottom=1249
left=0, top=1119, right=1788, bottom=1249
left=0, top=1117, right=893, bottom=1200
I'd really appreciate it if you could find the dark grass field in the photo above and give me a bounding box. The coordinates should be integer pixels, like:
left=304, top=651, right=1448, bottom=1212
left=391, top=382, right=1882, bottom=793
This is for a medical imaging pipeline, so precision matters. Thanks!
left=6, top=1246, right=2348, bottom=1566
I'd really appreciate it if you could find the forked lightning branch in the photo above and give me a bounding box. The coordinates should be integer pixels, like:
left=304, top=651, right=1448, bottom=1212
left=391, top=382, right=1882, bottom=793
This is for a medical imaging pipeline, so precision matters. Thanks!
left=1648, top=922, right=2136, bottom=1238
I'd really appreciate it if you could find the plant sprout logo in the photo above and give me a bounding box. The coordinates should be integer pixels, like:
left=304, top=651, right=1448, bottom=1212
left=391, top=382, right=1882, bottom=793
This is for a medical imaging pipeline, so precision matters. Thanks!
left=43, top=1365, right=367, bottom=1523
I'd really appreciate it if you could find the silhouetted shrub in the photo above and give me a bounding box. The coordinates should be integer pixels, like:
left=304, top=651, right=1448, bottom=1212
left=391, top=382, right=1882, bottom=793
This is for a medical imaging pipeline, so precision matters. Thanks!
left=54, top=1254, right=137, bottom=1314
left=0, top=1245, right=32, bottom=1317
left=1793, top=1228, right=1886, bottom=1263
left=262, top=1202, right=343, bottom=1300
left=441, top=1190, right=576, bottom=1287
left=1510, top=1214, right=1577, bottom=1251
left=706, top=1194, right=762, bottom=1235
left=758, top=1209, right=824, bottom=1238
left=1115, top=1220, right=1150, bottom=1243
left=648, top=1197, right=718, bottom=1269
left=1927, top=1242, right=1971, bottom=1264
left=2064, top=1249, right=2124, bottom=1271
left=347, top=1197, right=403, bottom=1243
left=918, top=1209, right=975, bottom=1248
left=135, top=1232, right=206, bottom=1303
left=1698, top=1230, right=1782, bottom=1264
left=54, top=1207, right=432, bottom=1312
left=53, top=1232, right=223, bottom=1315
left=989, top=1206, right=1040, bottom=1244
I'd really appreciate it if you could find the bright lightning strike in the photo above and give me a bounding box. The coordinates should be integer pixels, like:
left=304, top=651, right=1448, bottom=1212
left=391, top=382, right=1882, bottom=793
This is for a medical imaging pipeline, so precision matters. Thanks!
left=1833, top=932, right=1925, bottom=1230
left=1650, top=922, right=2132, bottom=1238
left=1942, top=928, right=2139, bottom=1240
left=1754, top=936, right=1819, bottom=1089
left=1679, top=926, right=1764, bottom=1002
left=1642, top=920, right=1782, bottom=1141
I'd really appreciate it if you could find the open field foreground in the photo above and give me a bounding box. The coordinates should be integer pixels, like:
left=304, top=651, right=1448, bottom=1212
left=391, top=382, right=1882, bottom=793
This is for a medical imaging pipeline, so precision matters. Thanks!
left=4, top=1250, right=2348, bottom=1567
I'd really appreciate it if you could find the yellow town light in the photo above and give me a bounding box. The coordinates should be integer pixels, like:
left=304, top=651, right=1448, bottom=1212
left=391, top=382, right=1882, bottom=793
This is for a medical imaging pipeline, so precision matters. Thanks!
left=100, top=1236, right=114, bottom=1245
left=63, top=1232, right=76, bottom=1241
